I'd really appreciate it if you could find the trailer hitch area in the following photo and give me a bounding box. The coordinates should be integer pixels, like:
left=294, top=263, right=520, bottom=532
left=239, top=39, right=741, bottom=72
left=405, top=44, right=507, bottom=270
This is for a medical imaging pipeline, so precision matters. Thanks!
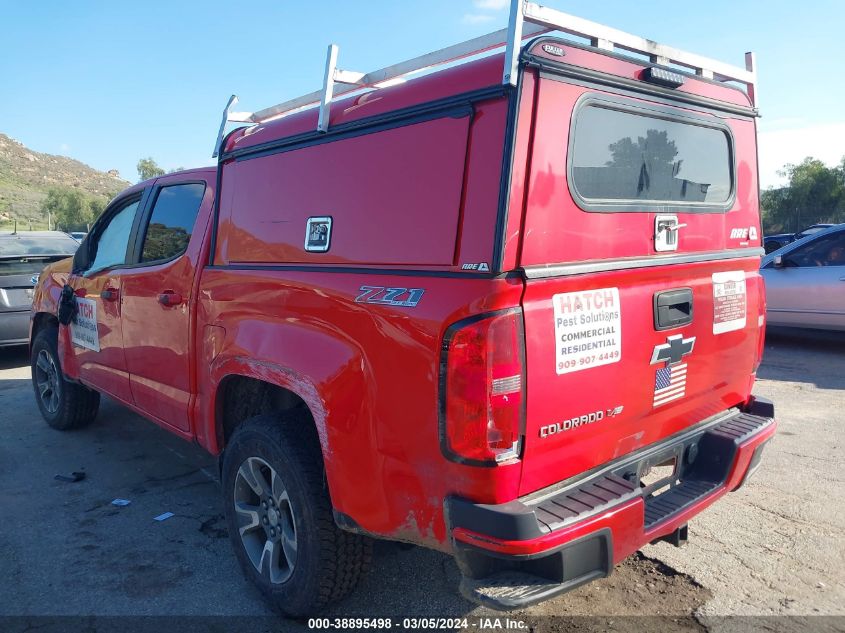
left=651, top=524, right=688, bottom=548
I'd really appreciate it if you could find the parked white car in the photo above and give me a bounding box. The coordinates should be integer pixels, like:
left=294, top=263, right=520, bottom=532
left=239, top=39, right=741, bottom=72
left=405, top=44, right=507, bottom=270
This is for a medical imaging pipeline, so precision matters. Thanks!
left=761, top=224, right=845, bottom=331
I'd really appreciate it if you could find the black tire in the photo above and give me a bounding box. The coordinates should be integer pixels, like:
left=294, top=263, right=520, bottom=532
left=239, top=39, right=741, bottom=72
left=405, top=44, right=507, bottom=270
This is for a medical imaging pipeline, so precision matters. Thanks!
left=222, top=412, right=372, bottom=616
left=31, top=326, right=100, bottom=430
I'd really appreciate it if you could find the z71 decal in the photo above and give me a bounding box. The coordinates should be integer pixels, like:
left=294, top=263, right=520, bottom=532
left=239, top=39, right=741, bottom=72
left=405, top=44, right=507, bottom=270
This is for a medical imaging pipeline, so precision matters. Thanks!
left=355, top=286, right=424, bottom=308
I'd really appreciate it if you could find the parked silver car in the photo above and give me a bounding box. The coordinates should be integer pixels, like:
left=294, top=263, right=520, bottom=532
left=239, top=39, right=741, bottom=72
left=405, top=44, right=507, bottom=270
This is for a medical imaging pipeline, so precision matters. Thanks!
left=0, top=231, right=79, bottom=347
left=761, top=224, right=845, bottom=331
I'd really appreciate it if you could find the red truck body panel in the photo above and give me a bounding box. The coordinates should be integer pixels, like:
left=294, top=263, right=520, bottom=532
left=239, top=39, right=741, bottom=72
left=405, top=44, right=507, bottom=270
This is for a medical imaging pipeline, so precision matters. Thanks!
left=218, top=115, right=471, bottom=267
left=196, top=270, right=525, bottom=547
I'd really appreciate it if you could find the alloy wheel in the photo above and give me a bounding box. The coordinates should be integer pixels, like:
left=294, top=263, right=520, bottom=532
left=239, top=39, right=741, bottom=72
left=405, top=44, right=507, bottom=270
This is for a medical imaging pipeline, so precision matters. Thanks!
left=233, top=456, right=298, bottom=584
left=35, top=349, right=61, bottom=414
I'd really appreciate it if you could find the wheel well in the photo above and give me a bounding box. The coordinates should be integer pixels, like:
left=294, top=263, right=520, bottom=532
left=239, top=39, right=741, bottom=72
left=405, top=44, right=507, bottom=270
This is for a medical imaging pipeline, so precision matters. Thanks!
left=31, top=312, right=59, bottom=344
left=216, top=375, right=313, bottom=448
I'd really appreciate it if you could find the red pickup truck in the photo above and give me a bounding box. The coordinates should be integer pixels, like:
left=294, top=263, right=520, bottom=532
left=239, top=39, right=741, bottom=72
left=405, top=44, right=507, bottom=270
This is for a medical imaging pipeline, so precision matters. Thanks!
left=30, top=2, right=775, bottom=616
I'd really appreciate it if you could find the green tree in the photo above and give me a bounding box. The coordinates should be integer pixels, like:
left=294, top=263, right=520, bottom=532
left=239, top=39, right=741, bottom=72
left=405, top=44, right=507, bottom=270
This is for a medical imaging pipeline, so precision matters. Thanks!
left=761, top=157, right=845, bottom=233
left=137, top=157, right=165, bottom=181
left=606, top=129, right=679, bottom=172
left=88, top=196, right=107, bottom=220
left=41, top=188, right=90, bottom=231
left=40, top=187, right=108, bottom=231
left=605, top=129, right=689, bottom=197
left=141, top=223, right=189, bottom=261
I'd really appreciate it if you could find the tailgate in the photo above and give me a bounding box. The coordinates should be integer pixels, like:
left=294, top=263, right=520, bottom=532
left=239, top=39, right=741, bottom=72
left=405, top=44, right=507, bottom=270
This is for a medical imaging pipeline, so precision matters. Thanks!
left=514, top=72, right=763, bottom=496
left=519, top=259, right=763, bottom=494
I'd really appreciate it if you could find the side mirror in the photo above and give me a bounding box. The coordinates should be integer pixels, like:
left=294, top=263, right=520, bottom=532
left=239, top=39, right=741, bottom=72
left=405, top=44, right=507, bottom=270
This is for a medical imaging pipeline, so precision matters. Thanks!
left=773, top=255, right=784, bottom=268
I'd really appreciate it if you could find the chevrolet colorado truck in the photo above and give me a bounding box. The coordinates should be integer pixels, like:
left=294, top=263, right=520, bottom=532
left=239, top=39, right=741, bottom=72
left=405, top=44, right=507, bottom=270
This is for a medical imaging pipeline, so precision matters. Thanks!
left=30, top=1, right=775, bottom=616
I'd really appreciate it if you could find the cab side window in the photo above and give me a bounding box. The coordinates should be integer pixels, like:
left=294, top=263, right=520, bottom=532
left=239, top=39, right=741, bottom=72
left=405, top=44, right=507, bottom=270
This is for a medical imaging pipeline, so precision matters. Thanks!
left=784, top=232, right=845, bottom=268
left=87, top=199, right=141, bottom=274
left=140, top=183, right=205, bottom=263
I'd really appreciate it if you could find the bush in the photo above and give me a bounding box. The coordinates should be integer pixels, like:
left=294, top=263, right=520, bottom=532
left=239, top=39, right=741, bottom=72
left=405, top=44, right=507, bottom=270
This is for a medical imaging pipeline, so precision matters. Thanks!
left=761, top=156, right=845, bottom=233
left=40, top=187, right=108, bottom=232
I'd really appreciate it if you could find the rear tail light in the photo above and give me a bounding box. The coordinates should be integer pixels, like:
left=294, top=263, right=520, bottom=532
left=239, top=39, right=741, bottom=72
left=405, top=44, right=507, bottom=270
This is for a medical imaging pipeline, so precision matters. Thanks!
left=439, top=309, right=526, bottom=465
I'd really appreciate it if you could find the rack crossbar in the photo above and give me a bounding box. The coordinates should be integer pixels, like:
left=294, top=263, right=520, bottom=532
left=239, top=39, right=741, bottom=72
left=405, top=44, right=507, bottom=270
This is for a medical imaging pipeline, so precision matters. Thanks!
left=212, top=0, right=757, bottom=157
left=249, top=23, right=549, bottom=126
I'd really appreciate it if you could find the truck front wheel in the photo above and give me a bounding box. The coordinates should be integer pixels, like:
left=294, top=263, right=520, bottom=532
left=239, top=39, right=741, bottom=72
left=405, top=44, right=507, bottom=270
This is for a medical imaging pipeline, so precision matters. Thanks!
left=31, top=326, right=100, bottom=430
left=221, top=413, right=371, bottom=616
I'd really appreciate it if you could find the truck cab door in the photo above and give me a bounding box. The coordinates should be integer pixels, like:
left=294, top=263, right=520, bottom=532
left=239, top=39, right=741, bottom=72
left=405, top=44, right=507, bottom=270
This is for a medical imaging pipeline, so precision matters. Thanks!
left=63, top=193, right=146, bottom=403
left=120, top=176, right=212, bottom=433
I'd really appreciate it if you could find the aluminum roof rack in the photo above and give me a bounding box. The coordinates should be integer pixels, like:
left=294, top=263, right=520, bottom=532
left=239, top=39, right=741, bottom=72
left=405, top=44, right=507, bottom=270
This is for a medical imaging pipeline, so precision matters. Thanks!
left=213, top=0, right=757, bottom=157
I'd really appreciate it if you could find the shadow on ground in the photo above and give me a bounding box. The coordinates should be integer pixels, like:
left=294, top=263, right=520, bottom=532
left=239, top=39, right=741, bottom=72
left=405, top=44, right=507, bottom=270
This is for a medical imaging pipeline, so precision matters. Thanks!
left=758, top=327, right=845, bottom=390
left=0, top=345, right=28, bottom=370
left=0, top=340, right=708, bottom=625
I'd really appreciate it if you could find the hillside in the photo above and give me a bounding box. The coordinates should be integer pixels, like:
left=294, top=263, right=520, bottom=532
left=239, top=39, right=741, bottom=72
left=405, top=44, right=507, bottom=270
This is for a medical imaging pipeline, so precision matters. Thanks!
left=0, top=133, right=130, bottom=229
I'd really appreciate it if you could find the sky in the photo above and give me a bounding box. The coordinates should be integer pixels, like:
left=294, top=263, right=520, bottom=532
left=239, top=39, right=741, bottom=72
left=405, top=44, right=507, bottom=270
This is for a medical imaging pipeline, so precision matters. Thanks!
left=2, top=0, right=844, bottom=188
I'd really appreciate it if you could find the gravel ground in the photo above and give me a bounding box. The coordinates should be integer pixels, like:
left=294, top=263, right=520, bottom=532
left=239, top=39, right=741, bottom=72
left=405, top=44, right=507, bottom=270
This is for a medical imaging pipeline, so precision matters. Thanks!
left=642, top=328, right=845, bottom=633
left=0, top=328, right=842, bottom=632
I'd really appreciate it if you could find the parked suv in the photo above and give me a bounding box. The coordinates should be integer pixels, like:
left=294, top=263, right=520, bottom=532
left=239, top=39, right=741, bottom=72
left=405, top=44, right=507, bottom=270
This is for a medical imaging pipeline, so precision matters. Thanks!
left=1, top=231, right=78, bottom=347
left=30, top=3, right=775, bottom=616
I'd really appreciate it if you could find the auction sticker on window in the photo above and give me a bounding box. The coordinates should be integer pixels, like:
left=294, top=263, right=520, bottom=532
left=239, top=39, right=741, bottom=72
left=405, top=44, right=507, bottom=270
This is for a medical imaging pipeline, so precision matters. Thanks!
left=70, top=297, right=100, bottom=352
left=712, top=270, right=747, bottom=334
left=554, top=287, right=621, bottom=374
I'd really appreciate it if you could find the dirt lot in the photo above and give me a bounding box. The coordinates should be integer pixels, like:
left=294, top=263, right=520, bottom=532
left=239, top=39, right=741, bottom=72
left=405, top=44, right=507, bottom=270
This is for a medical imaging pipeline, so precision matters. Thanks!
left=0, top=329, right=843, bottom=632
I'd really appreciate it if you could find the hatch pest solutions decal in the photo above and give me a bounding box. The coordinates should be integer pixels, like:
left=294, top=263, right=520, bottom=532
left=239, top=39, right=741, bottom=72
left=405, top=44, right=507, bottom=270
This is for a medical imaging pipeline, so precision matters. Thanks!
left=712, top=270, right=747, bottom=334
left=70, top=297, right=100, bottom=352
left=553, top=287, right=621, bottom=374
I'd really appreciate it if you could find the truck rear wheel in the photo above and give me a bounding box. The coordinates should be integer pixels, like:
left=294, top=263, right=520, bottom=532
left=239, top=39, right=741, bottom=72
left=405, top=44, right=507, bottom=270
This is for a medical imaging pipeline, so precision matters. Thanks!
left=31, top=326, right=100, bottom=430
left=222, top=413, right=371, bottom=616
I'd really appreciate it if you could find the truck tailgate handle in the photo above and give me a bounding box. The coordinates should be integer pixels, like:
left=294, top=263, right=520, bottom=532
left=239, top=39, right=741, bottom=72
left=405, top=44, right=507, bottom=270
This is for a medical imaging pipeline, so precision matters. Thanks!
left=158, top=291, right=183, bottom=307
left=654, top=288, right=693, bottom=330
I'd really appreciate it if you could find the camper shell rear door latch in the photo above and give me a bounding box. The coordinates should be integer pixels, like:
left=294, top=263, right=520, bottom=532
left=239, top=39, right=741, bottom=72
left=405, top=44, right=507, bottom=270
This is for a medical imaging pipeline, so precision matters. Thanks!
left=654, top=215, right=687, bottom=252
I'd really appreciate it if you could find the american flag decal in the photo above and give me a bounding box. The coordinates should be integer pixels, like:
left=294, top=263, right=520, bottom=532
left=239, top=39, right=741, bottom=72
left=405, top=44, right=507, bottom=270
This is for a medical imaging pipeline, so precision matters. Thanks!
left=653, top=362, right=688, bottom=407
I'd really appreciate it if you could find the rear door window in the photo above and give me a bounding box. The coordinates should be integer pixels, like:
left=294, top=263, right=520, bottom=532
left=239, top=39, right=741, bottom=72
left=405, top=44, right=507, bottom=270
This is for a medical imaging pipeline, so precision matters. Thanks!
left=569, top=97, right=734, bottom=211
left=139, top=183, right=205, bottom=263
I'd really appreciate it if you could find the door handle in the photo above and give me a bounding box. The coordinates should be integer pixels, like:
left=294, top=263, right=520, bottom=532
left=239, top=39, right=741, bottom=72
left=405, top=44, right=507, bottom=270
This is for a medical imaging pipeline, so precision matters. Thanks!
left=158, top=291, right=183, bottom=307
left=100, top=288, right=119, bottom=301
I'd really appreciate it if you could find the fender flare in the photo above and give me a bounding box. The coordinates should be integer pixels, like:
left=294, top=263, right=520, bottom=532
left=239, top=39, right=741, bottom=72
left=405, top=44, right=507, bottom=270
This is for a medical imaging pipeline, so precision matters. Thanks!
left=207, top=355, right=329, bottom=454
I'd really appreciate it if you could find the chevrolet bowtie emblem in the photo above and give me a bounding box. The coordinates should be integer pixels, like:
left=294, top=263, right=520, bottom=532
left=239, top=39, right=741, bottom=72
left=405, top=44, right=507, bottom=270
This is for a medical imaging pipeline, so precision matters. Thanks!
left=650, top=334, right=696, bottom=366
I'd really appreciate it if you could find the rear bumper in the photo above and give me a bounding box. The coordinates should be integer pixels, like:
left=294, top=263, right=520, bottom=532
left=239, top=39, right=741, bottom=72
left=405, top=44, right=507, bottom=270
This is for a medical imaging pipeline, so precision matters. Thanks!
left=446, top=397, right=776, bottom=609
left=0, top=310, right=30, bottom=347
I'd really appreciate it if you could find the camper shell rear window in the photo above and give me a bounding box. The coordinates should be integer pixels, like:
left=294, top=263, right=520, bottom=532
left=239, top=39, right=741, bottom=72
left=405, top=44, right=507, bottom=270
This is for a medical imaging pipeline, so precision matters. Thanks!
left=567, top=95, right=735, bottom=213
